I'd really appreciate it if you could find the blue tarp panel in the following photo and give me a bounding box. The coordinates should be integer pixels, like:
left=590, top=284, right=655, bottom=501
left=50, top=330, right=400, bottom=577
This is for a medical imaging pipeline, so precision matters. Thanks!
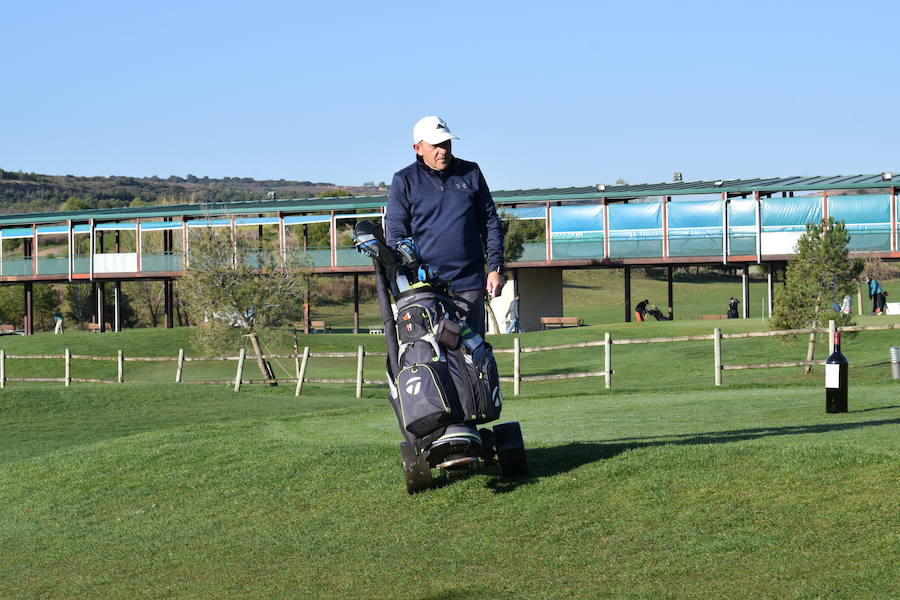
left=283, top=215, right=332, bottom=225
left=140, top=221, right=182, bottom=231
left=828, top=194, right=890, bottom=226
left=551, top=205, right=603, bottom=233
left=549, top=205, right=603, bottom=259
left=829, top=194, right=892, bottom=251
left=188, top=219, right=231, bottom=228
left=727, top=199, right=757, bottom=256
left=1, top=227, right=35, bottom=239
left=608, top=202, right=662, bottom=258
left=668, top=200, right=723, bottom=257
left=608, top=202, right=661, bottom=237
left=762, top=196, right=822, bottom=231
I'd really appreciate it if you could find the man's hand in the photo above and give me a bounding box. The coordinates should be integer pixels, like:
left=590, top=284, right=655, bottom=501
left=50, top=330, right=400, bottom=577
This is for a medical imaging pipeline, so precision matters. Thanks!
left=486, top=271, right=505, bottom=298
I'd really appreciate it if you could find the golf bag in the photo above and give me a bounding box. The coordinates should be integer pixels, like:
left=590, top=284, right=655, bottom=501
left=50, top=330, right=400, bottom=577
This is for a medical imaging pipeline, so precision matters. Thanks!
left=354, top=221, right=502, bottom=447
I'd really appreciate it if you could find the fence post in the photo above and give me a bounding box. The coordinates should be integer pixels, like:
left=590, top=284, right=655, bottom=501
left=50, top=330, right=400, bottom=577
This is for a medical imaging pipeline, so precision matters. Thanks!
left=356, top=345, right=364, bottom=399
left=714, top=327, right=722, bottom=386
left=828, top=319, right=836, bottom=354
left=65, top=348, right=71, bottom=387
left=117, top=350, right=124, bottom=383
left=175, top=348, right=185, bottom=383
left=0, top=349, right=5, bottom=389
left=295, top=346, right=310, bottom=397
left=604, top=332, right=612, bottom=389
left=513, top=337, right=521, bottom=396
left=234, top=348, right=246, bottom=392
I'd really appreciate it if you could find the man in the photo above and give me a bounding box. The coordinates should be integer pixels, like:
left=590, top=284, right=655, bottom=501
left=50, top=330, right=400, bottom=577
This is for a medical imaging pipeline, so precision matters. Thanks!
left=867, top=276, right=885, bottom=315
left=505, top=294, right=521, bottom=334
left=385, top=116, right=504, bottom=336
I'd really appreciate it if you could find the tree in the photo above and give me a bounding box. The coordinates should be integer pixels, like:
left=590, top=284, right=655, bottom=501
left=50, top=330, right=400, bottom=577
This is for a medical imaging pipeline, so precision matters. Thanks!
left=178, top=227, right=313, bottom=385
left=316, top=189, right=353, bottom=198
left=770, top=218, right=862, bottom=370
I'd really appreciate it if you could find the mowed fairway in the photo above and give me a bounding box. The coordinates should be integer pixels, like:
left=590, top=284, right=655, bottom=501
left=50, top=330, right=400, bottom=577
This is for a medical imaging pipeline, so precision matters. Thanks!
left=1, top=372, right=897, bottom=598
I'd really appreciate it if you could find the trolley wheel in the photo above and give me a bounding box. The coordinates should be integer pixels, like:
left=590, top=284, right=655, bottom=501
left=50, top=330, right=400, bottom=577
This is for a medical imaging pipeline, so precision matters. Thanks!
left=493, top=422, right=528, bottom=478
left=400, top=442, right=433, bottom=494
left=478, top=427, right=498, bottom=465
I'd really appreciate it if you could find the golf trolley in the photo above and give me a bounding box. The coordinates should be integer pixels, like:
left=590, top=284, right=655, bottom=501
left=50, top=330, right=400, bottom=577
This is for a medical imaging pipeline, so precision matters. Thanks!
left=353, top=221, right=527, bottom=493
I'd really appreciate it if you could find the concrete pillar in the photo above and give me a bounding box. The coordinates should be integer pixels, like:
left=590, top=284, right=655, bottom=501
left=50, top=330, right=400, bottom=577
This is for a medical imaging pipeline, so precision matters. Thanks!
left=742, top=264, right=750, bottom=319
left=114, top=280, right=122, bottom=332
left=516, top=267, right=563, bottom=332
left=97, top=282, right=106, bottom=332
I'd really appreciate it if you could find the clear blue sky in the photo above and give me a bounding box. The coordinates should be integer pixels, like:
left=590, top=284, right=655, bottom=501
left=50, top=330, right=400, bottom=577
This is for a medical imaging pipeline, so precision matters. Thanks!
left=2, top=1, right=897, bottom=191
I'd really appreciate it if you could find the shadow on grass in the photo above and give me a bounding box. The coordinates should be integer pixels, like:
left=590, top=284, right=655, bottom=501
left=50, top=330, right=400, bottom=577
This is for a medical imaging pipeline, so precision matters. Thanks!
left=487, top=416, right=900, bottom=494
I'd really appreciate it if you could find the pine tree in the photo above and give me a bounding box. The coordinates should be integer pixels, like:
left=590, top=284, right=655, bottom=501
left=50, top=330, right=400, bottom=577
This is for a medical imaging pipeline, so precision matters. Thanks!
left=770, top=218, right=862, bottom=369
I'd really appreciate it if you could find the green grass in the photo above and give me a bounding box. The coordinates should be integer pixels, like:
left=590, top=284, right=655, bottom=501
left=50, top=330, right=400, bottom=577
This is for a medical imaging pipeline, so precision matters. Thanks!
left=0, top=381, right=897, bottom=599
left=1, top=274, right=898, bottom=598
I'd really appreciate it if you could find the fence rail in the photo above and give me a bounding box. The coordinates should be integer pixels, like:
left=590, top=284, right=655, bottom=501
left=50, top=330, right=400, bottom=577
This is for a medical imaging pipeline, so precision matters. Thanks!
left=0, top=321, right=895, bottom=395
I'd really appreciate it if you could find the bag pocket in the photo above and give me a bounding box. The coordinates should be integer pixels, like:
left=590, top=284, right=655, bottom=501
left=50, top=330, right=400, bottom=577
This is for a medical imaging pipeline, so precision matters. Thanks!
left=397, top=362, right=461, bottom=437
left=448, top=344, right=503, bottom=425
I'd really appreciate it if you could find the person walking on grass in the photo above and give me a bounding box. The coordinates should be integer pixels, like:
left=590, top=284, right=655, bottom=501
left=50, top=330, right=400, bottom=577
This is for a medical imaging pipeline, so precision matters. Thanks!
left=53, top=310, right=64, bottom=334
left=867, top=276, right=885, bottom=315
left=385, top=115, right=505, bottom=337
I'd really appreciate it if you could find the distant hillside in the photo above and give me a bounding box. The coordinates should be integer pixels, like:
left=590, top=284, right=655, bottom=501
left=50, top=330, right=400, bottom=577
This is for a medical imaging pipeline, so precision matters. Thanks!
left=0, top=168, right=388, bottom=215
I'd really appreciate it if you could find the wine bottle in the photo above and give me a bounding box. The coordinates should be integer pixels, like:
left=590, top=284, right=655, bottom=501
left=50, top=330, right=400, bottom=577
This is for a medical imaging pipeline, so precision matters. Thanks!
left=825, top=331, right=848, bottom=413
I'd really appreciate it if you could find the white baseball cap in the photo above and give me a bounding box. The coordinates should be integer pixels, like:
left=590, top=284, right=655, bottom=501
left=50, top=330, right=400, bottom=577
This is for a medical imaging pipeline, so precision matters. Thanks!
left=412, top=115, right=458, bottom=145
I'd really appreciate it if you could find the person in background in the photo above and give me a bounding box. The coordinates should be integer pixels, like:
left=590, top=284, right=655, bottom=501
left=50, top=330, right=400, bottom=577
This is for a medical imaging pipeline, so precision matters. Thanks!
left=53, top=310, right=64, bottom=334
left=505, top=294, right=521, bottom=333
left=867, top=276, right=885, bottom=315
left=727, top=297, right=740, bottom=319
left=634, top=299, right=649, bottom=322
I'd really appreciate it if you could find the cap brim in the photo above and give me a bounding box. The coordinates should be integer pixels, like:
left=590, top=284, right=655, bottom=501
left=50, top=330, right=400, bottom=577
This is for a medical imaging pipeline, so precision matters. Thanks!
left=418, top=131, right=458, bottom=145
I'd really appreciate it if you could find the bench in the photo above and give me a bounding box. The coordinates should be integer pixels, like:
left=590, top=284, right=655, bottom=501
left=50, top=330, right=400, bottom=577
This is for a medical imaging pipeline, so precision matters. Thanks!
left=699, top=314, right=727, bottom=320
left=310, top=320, right=331, bottom=333
left=0, top=324, right=24, bottom=336
left=86, top=322, right=113, bottom=332
left=540, top=316, right=583, bottom=330
left=367, top=325, right=384, bottom=335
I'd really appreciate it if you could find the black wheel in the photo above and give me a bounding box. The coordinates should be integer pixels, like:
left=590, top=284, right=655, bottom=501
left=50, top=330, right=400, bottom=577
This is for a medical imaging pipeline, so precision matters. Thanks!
left=493, top=422, right=528, bottom=478
left=478, top=427, right=497, bottom=465
left=400, top=442, right=433, bottom=494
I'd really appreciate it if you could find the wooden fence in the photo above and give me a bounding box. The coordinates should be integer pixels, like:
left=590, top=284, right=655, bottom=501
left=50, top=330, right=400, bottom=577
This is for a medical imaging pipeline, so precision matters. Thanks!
left=0, top=321, right=896, bottom=395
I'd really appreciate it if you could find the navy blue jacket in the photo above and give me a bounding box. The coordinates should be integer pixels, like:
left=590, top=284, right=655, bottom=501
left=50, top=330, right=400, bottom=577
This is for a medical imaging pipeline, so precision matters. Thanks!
left=385, top=156, right=504, bottom=292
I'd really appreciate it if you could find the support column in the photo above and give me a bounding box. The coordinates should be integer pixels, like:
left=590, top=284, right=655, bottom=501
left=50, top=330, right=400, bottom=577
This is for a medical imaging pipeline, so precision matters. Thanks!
left=24, top=282, right=33, bottom=336
left=667, top=266, right=674, bottom=320
left=624, top=267, right=632, bottom=323
left=164, top=279, right=174, bottom=329
left=114, top=280, right=122, bottom=332
left=353, top=273, right=360, bottom=334
left=742, top=264, right=750, bottom=319
left=767, top=263, right=775, bottom=318
left=303, top=287, right=310, bottom=334
left=97, top=282, right=106, bottom=332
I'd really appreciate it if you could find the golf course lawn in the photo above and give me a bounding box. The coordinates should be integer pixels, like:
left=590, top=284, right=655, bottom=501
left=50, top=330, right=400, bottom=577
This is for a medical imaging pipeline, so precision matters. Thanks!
left=1, top=374, right=897, bottom=599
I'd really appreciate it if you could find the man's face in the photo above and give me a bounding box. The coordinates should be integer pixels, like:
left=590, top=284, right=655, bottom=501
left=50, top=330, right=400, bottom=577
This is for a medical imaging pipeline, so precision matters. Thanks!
left=414, top=140, right=452, bottom=171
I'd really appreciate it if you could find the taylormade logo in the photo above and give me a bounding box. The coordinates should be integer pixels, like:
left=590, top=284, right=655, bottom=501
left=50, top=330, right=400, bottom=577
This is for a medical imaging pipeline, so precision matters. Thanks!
left=405, top=376, right=422, bottom=396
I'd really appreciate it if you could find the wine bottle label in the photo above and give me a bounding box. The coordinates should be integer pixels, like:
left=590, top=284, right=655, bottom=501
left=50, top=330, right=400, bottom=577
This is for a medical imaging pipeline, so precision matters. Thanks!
left=825, top=363, right=841, bottom=389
